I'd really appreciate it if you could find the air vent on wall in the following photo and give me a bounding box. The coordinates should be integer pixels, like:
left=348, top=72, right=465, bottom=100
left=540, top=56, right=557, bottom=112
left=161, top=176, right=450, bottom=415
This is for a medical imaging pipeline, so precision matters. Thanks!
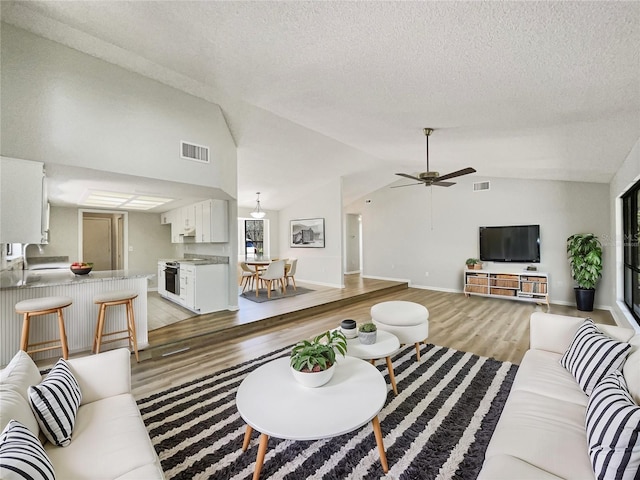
left=181, top=141, right=210, bottom=163
left=473, top=181, right=490, bottom=192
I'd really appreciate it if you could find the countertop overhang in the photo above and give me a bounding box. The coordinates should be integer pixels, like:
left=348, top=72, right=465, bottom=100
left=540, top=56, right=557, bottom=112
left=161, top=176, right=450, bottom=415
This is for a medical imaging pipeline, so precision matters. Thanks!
left=0, top=269, right=153, bottom=290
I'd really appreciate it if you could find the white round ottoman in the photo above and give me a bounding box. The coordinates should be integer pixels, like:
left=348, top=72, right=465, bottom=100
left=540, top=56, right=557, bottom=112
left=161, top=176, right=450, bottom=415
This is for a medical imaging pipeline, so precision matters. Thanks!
left=371, top=301, right=429, bottom=361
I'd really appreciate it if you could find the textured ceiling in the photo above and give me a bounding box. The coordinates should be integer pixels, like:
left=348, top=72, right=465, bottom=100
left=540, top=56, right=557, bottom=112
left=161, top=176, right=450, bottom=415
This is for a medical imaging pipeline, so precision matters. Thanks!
left=2, top=1, right=639, bottom=210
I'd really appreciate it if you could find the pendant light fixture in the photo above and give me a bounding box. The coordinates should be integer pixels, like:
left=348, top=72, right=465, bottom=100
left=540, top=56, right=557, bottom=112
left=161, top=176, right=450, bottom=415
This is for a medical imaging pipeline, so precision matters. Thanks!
left=250, top=192, right=266, bottom=219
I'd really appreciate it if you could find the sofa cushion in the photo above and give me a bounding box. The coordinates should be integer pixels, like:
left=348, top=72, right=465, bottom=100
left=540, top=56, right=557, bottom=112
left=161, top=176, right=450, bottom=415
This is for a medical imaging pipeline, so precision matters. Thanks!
left=45, top=394, right=162, bottom=480
left=478, top=454, right=565, bottom=480
left=622, top=337, right=640, bottom=405
left=0, top=350, right=42, bottom=400
left=484, top=389, right=594, bottom=479
left=0, top=385, right=40, bottom=435
left=560, top=318, right=631, bottom=395
left=0, top=420, right=55, bottom=480
left=28, top=358, right=82, bottom=447
left=513, top=349, right=589, bottom=406
left=586, top=371, right=640, bottom=480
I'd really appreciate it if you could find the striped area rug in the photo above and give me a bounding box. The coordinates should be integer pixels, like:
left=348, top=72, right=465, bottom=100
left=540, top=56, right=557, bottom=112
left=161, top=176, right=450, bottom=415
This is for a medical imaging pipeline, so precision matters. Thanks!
left=138, top=343, right=518, bottom=480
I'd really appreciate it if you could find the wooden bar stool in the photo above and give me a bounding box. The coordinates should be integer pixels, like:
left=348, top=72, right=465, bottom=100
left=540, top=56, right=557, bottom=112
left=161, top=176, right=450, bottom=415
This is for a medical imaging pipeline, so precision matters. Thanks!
left=93, top=290, right=139, bottom=362
left=15, top=296, right=73, bottom=360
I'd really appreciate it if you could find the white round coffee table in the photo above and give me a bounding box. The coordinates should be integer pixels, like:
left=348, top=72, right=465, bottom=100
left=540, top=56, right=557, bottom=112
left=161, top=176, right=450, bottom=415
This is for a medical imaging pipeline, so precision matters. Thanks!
left=346, top=330, right=401, bottom=395
left=236, top=356, right=388, bottom=479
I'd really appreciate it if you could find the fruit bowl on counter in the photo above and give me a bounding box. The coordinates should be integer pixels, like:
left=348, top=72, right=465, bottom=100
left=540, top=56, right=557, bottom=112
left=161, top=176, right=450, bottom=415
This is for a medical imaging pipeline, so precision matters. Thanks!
left=70, top=262, right=93, bottom=275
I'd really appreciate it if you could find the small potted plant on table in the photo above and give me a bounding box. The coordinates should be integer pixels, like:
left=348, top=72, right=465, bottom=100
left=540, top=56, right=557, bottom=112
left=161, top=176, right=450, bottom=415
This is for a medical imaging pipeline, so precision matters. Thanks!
left=358, top=323, right=377, bottom=345
left=290, top=330, right=347, bottom=387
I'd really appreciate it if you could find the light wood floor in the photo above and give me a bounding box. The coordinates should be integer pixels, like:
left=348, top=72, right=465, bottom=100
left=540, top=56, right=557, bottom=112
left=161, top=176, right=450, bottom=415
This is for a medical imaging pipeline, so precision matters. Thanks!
left=130, top=280, right=615, bottom=399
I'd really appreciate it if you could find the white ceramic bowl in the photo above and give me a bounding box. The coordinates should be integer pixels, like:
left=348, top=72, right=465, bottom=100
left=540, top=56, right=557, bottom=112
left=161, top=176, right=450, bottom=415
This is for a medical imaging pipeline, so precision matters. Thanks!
left=290, top=363, right=336, bottom=388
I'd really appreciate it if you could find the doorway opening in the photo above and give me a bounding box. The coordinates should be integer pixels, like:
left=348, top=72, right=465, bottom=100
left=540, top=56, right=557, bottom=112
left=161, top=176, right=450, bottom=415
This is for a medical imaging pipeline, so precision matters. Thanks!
left=345, top=213, right=362, bottom=274
left=79, top=210, right=128, bottom=271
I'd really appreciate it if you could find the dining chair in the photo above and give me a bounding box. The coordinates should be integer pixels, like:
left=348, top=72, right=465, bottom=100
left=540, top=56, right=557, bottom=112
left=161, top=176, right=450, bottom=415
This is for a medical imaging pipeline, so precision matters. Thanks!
left=258, top=260, right=286, bottom=299
left=239, top=262, right=255, bottom=292
left=285, top=258, right=298, bottom=290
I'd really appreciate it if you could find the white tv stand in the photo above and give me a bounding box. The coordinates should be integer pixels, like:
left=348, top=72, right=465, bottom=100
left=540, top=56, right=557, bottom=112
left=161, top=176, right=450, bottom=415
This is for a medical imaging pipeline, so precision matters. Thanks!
left=463, top=268, right=549, bottom=306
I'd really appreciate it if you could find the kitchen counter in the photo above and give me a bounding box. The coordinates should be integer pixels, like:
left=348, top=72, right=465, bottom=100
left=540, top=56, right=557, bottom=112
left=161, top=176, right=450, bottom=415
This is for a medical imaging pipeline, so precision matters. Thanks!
left=159, top=255, right=229, bottom=266
left=0, top=269, right=152, bottom=367
left=0, top=269, right=151, bottom=290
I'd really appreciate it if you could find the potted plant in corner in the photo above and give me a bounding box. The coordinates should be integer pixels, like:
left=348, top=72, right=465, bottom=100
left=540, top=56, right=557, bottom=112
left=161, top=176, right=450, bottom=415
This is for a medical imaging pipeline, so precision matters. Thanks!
left=290, top=330, right=347, bottom=387
left=567, top=233, right=603, bottom=312
left=466, top=258, right=483, bottom=270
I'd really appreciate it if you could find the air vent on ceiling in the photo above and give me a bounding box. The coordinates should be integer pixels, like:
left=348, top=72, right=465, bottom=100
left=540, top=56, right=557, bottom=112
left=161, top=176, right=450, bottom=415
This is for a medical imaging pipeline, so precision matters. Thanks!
left=181, top=141, right=210, bottom=163
left=473, top=181, right=490, bottom=192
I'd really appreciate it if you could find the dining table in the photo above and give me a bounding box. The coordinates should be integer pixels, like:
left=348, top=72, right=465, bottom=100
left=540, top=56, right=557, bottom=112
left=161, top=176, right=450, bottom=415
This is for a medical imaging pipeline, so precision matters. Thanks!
left=244, top=259, right=272, bottom=297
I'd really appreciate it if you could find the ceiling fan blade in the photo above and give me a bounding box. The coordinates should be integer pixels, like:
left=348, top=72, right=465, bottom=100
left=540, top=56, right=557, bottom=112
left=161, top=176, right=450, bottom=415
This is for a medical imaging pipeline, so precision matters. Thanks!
left=432, top=181, right=456, bottom=187
left=436, top=167, right=477, bottom=182
left=391, top=182, right=424, bottom=188
left=395, top=173, right=424, bottom=182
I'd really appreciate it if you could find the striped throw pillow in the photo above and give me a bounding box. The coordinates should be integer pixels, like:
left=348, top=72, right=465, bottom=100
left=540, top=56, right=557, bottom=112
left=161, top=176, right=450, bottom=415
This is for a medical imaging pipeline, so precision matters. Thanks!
left=28, top=358, right=81, bottom=447
left=560, top=318, right=631, bottom=395
left=586, top=370, right=640, bottom=480
left=0, top=420, right=55, bottom=480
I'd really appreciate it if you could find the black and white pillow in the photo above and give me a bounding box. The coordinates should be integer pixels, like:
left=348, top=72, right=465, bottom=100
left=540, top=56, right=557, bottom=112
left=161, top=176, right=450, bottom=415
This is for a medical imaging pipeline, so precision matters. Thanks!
left=28, top=358, right=81, bottom=447
left=560, top=318, right=631, bottom=395
left=0, top=420, right=55, bottom=480
left=586, top=370, right=640, bottom=480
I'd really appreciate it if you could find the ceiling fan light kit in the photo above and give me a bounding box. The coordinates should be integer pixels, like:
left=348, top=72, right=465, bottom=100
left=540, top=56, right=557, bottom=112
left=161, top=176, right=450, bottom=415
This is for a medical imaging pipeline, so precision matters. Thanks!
left=393, top=128, right=476, bottom=189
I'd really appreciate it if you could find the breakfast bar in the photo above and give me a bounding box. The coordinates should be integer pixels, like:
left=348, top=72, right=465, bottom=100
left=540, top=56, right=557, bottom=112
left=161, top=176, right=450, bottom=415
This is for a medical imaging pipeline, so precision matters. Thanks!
left=0, top=269, right=151, bottom=367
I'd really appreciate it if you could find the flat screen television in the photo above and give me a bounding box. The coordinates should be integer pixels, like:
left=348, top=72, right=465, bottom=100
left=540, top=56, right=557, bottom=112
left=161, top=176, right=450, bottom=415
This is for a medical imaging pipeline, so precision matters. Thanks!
left=479, top=225, right=540, bottom=263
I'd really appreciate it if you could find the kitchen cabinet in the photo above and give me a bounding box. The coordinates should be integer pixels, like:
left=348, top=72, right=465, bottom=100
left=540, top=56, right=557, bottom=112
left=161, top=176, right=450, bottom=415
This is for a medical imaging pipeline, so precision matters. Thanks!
left=195, top=199, right=229, bottom=243
left=161, top=199, right=228, bottom=244
left=160, top=211, right=172, bottom=225
left=169, top=209, right=184, bottom=243
left=0, top=157, right=47, bottom=244
left=179, top=264, right=196, bottom=309
left=157, top=262, right=167, bottom=296
left=179, top=262, right=228, bottom=314
left=182, top=204, right=197, bottom=233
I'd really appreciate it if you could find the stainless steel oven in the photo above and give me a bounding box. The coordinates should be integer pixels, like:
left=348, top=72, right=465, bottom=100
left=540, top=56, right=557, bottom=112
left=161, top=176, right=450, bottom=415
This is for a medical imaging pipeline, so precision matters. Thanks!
left=164, top=261, right=180, bottom=295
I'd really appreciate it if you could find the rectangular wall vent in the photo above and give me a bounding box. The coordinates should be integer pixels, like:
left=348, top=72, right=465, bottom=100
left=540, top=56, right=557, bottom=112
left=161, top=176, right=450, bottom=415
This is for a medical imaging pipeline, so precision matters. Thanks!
left=181, top=141, right=210, bottom=163
left=473, top=181, right=490, bottom=192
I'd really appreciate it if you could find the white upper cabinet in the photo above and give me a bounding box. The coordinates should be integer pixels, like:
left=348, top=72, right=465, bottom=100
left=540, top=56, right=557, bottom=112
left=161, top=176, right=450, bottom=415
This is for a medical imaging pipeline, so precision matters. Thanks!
left=1, top=157, right=46, bottom=244
left=195, top=199, right=228, bottom=243
left=182, top=204, right=197, bottom=233
left=170, top=209, right=183, bottom=243
left=161, top=199, right=228, bottom=244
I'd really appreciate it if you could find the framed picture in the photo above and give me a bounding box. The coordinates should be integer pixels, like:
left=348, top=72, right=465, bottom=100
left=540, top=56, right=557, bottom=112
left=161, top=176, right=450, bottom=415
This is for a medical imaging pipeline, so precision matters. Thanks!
left=290, top=218, right=325, bottom=248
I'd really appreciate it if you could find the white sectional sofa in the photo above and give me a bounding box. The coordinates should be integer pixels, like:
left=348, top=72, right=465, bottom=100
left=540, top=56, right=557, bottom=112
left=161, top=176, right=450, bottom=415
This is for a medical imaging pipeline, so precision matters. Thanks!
left=0, top=348, right=164, bottom=479
left=478, top=312, right=640, bottom=479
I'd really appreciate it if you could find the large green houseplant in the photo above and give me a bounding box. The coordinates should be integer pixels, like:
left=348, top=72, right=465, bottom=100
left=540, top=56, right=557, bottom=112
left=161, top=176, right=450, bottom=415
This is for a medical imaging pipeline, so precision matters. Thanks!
left=567, top=233, right=603, bottom=311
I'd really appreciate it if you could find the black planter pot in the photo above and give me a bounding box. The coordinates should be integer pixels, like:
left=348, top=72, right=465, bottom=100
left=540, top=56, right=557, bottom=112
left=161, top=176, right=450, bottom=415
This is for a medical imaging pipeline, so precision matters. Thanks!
left=575, top=288, right=595, bottom=312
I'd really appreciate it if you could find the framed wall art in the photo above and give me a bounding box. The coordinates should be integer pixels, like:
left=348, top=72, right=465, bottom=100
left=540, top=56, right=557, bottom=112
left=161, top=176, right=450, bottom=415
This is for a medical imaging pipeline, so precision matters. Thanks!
left=290, top=218, right=325, bottom=248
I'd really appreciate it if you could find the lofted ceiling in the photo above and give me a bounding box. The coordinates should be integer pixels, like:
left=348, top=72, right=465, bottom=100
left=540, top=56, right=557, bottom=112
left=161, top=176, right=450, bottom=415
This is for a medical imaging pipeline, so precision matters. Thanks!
left=1, top=1, right=639, bottom=211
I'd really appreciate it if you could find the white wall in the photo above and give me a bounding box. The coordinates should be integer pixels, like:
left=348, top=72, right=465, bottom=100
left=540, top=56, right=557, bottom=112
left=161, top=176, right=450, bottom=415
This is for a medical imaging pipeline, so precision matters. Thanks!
left=1, top=24, right=239, bottom=308
left=25, top=206, right=175, bottom=288
left=0, top=24, right=237, bottom=193
left=25, top=207, right=78, bottom=261
left=345, top=175, right=611, bottom=307
left=279, top=179, right=343, bottom=288
left=609, top=137, right=640, bottom=331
